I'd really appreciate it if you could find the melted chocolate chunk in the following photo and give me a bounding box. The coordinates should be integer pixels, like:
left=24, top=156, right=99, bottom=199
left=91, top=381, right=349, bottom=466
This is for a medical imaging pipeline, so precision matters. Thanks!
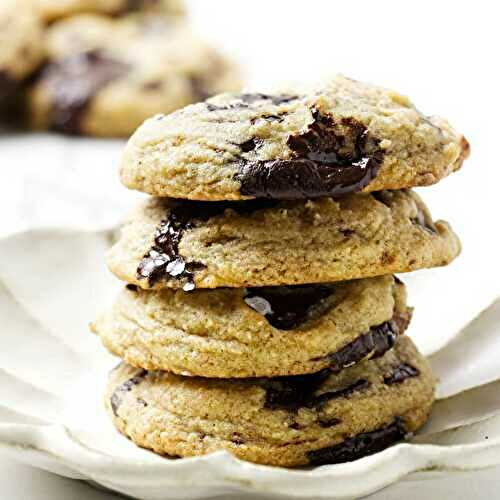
left=250, top=114, right=284, bottom=124
left=307, top=417, right=407, bottom=465
left=311, top=379, right=370, bottom=411
left=384, top=363, right=420, bottom=385
left=263, top=370, right=369, bottom=411
left=42, top=50, right=129, bottom=134
left=110, top=369, right=147, bottom=416
left=394, top=275, right=403, bottom=285
left=244, top=284, right=333, bottom=330
left=206, top=93, right=299, bottom=112
left=263, top=369, right=331, bottom=410
left=318, top=417, right=342, bottom=428
left=372, top=191, right=392, bottom=207
left=313, top=319, right=399, bottom=371
left=240, top=93, right=299, bottom=106
left=239, top=137, right=264, bottom=152
left=235, top=110, right=384, bottom=199
left=137, top=199, right=279, bottom=288
left=411, top=208, right=437, bottom=234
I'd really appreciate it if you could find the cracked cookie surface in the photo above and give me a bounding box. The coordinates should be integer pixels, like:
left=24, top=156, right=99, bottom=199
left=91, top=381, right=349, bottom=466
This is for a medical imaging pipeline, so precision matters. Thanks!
left=105, top=336, right=434, bottom=467
left=106, top=189, right=460, bottom=290
left=93, top=275, right=410, bottom=378
left=120, top=75, right=469, bottom=200
left=30, top=14, right=240, bottom=137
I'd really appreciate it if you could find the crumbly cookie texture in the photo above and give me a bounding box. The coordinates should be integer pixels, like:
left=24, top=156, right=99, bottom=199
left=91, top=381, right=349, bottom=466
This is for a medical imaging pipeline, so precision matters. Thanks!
left=119, top=75, right=469, bottom=200
left=0, top=0, right=44, bottom=102
left=92, top=275, right=411, bottom=378
left=105, top=336, right=434, bottom=467
left=29, top=14, right=240, bottom=137
left=106, top=190, right=460, bottom=290
left=36, top=0, right=185, bottom=23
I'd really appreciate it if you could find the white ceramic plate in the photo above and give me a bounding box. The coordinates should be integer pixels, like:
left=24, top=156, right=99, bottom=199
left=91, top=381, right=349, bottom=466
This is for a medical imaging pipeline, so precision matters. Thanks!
left=1, top=228, right=500, bottom=500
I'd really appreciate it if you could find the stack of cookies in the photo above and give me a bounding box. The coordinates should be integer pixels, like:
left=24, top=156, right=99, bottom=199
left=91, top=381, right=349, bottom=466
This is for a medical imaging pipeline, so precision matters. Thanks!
left=92, top=75, right=469, bottom=467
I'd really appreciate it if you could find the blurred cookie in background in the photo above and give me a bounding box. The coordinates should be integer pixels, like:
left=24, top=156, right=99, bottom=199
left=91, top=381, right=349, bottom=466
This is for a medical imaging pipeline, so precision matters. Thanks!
left=36, top=0, right=185, bottom=23
left=29, top=14, right=241, bottom=137
left=0, top=0, right=44, bottom=112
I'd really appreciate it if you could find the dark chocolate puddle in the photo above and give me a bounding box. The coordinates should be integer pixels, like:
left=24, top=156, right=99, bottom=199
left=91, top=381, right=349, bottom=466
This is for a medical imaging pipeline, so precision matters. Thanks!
left=234, top=110, right=385, bottom=199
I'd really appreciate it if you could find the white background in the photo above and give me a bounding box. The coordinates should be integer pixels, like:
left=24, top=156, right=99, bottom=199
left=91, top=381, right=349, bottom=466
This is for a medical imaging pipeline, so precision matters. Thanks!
left=1, top=0, right=499, bottom=498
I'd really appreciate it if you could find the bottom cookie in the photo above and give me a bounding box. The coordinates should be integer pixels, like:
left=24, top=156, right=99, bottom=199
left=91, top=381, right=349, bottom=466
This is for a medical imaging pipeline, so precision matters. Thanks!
left=105, top=337, right=434, bottom=467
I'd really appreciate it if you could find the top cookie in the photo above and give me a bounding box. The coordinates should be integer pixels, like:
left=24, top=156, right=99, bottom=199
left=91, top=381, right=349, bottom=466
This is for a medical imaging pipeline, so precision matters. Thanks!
left=36, top=0, right=185, bottom=23
left=120, top=75, right=469, bottom=200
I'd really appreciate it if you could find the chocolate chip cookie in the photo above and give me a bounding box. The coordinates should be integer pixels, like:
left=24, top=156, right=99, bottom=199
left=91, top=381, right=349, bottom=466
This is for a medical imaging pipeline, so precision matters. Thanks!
left=106, top=190, right=460, bottom=290
left=105, top=336, right=434, bottom=467
left=36, top=0, right=185, bottom=23
left=0, top=0, right=44, bottom=105
left=29, top=14, right=241, bottom=137
left=92, top=275, right=410, bottom=378
left=119, top=75, right=469, bottom=200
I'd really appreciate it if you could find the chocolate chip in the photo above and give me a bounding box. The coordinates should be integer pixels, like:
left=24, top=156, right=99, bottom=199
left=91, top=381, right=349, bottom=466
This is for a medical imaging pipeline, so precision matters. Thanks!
left=340, top=228, right=355, bottom=237
left=137, top=397, right=148, bottom=407
left=231, top=433, right=245, bottom=445
left=394, top=275, right=403, bottom=285
left=206, top=93, right=299, bottom=112
left=244, top=284, right=333, bottom=330
left=239, top=93, right=299, bottom=106
left=137, top=199, right=279, bottom=288
left=318, top=417, right=342, bottom=428
left=41, top=50, right=129, bottom=134
left=311, top=379, right=370, bottom=411
left=313, top=319, right=400, bottom=372
left=238, top=137, right=263, bottom=152
left=126, top=284, right=138, bottom=292
left=263, top=371, right=369, bottom=412
left=307, top=417, right=407, bottom=465
left=384, top=363, right=420, bottom=385
left=235, top=111, right=384, bottom=199
left=110, top=369, right=148, bottom=416
left=372, top=191, right=392, bottom=207
left=411, top=208, right=437, bottom=234
left=263, top=369, right=331, bottom=411
left=250, top=114, right=284, bottom=124
left=0, top=70, right=17, bottom=104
